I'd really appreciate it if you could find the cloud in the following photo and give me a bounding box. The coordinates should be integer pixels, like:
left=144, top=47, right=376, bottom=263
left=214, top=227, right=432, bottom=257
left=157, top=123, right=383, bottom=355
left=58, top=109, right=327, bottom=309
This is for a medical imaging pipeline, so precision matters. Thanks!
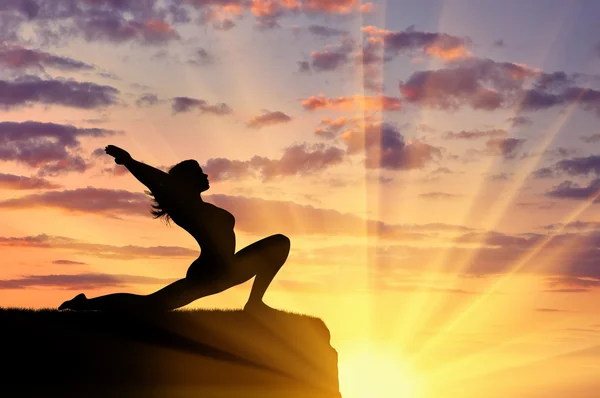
left=507, top=115, right=533, bottom=127
left=546, top=179, right=600, bottom=201
left=0, top=121, right=121, bottom=176
left=308, top=24, right=348, bottom=38
left=484, top=138, right=526, bottom=159
left=535, top=308, right=566, bottom=312
left=0, top=42, right=94, bottom=72
left=535, top=155, right=600, bottom=179
left=135, top=93, right=165, bottom=108
left=0, top=187, right=153, bottom=217
left=77, top=17, right=180, bottom=45
left=188, top=47, right=213, bottom=66
left=553, top=155, right=600, bottom=176
left=171, top=96, right=232, bottom=115
left=314, top=116, right=348, bottom=139
left=516, top=201, right=556, bottom=210
left=399, top=58, right=534, bottom=111
left=0, top=173, right=61, bottom=190
left=0, top=273, right=177, bottom=290
left=521, top=86, right=600, bottom=115
left=297, top=60, right=310, bottom=73
left=0, top=1, right=185, bottom=46
left=546, top=276, right=600, bottom=289
left=0, top=76, right=120, bottom=110
left=135, top=93, right=161, bottom=107
left=340, top=123, right=442, bottom=170
left=246, top=110, right=292, bottom=129
left=431, top=167, right=453, bottom=175
left=52, top=259, right=87, bottom=265
left=493, top=39, right=505, bottom=47
left=581, top=133, right=600, bottom=143
left=489, top=172, right=511, bottom=181
left=190, top=0, right=370, bottom=30
left=541, top=221, right=600, bottom=232
left=301, top=94, right=401, bottom=112
left=419, top=192, right=461, bottom=200
left=445, top=129, right=506, bottom=140
left=0, top=233, right=198, bottom=260
left=362, top=25, right=471, bottom=61
left=309, top=37, right=354, bottom=71
left=533, top=167, right=555, bottom=179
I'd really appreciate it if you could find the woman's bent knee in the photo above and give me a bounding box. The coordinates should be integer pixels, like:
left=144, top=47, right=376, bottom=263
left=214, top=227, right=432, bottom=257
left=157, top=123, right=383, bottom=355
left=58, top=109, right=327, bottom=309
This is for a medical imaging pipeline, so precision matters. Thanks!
left=272, top=234, right=291, bottom=250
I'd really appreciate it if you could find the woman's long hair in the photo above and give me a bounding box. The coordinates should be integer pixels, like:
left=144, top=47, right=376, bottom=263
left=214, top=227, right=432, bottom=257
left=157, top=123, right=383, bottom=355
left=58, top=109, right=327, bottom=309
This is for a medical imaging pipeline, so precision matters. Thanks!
left=145, top=159, right=200, bottom=225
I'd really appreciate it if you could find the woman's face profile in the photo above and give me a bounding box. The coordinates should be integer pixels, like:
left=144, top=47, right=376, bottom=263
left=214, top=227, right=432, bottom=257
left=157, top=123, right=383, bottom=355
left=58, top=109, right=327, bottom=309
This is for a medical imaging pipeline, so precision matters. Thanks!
left=198, top=167, right=210, bottom=192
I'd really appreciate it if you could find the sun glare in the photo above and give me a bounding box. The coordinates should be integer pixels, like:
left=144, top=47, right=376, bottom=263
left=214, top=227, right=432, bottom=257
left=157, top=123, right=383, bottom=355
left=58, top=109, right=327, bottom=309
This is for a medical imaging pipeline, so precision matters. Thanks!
left=338, top=342, right=424, bottom=398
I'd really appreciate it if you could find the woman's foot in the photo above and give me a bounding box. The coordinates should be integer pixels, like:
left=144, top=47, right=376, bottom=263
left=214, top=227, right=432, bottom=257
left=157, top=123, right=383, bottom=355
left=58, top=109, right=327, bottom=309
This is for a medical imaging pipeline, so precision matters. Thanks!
left=58, top=293, right=88, bottom=310
left=243, top=300, right=276, bottom=312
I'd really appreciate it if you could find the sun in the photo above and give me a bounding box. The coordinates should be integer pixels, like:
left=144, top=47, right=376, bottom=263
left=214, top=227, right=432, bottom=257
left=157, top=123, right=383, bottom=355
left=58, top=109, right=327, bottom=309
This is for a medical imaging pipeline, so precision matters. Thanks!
left=338, top=342, right=424, bottom=398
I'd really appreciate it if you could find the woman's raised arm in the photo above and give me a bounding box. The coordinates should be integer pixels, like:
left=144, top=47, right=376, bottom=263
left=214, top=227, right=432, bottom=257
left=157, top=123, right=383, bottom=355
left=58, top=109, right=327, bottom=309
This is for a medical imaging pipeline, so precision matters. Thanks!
left=105, top=145, right=171, bottom=192
left=124, top=158, right=171, bottom=192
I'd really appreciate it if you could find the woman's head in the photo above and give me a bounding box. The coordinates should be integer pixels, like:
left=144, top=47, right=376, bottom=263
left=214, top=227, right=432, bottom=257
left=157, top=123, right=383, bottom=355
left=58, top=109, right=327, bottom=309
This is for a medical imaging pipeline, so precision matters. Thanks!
left=168, top=159, right=209, bottom=193
left=146, top=159, right=209, bottom=225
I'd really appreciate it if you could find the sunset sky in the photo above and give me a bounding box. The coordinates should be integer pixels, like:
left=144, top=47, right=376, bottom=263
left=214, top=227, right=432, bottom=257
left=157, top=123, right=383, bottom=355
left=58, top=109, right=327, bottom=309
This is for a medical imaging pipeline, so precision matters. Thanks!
left=1, top=0, right=600, bottom=396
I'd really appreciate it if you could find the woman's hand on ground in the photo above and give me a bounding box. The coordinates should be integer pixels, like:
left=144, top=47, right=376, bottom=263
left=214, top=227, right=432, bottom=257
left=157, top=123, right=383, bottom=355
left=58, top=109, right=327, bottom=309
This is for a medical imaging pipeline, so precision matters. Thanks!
left=105, top=145, right=132, bottom=165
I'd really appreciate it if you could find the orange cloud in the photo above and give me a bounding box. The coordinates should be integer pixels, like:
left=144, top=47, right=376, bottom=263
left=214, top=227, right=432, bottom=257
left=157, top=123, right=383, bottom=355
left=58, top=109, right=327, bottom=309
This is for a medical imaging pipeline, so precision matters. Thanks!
left=250, top=0, right=300, bottom=17
left=303, top=0, right=360, bottom=14
left=359, top=2, right=375, bottom=13
left=246, top=110, right=292, bottom=129
left=144, top=19, right=177, bottom=35
left=424, top=44, right=471, bottom=61
left=301, top=95, right=401, bottom=112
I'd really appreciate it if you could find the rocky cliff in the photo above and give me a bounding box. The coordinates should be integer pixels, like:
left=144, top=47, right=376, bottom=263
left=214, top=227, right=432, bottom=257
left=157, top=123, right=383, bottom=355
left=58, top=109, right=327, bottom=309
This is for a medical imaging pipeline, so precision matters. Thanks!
left=0, top=308, right=341, bottom=397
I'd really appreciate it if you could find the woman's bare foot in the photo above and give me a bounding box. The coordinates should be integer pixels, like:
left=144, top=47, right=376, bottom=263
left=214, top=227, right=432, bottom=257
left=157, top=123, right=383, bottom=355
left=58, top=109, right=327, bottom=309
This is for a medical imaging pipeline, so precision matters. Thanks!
left=243, top=300, right=276, bottom=312
left=58, top=293, right=88, bottom=310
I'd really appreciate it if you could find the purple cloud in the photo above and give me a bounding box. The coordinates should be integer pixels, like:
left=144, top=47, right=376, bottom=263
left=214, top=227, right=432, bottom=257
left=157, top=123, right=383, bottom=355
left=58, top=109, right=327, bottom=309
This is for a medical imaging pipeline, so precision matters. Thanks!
left=0, top=121, right=120, bottom=176
left=0, top=273, right=177, bottom=290
left=484, top=138, right=526, bottom=159
left=308, top=24, right=348, bottom=38
left=0, top=76, right=119, bottom=110
left=399, top=58, right=531, bottom=111
left=507, top=115, right=533, bottom=127
left=0, top=187, right=152, bottom=217
left=188, top=47, right=212, bottom=66
left=546, top=179, right=600, bottom=201
left=0, top=42, right=94, bottom=71
left=0, top=173, right=61, bottom=189
left=135, top=93, right=160, bottom=107
left=171, top=96, right=232, bottom=115
left=445, top=129, right=506, bottom=140
left=309, top=37, right=354, bottom=72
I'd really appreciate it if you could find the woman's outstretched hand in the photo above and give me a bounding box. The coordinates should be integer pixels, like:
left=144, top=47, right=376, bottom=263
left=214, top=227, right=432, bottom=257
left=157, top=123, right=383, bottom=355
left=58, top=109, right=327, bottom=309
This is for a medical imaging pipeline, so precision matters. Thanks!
left=105, top=145, right=132, bottom=165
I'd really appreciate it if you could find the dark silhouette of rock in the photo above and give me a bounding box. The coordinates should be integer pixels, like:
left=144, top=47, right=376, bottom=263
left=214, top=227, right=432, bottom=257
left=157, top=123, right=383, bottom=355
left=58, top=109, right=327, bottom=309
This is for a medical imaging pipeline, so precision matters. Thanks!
left=0, top=308, right=341, bottom=397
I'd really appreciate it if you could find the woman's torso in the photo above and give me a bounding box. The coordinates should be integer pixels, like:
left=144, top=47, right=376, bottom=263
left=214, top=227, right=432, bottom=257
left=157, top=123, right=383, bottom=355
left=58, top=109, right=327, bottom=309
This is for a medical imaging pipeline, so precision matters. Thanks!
left=168, top=198, right=236, bottom=273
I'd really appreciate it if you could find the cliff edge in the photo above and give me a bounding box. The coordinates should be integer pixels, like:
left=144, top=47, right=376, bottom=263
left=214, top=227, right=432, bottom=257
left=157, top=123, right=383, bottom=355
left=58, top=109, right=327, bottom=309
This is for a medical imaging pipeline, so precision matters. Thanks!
left=0, top=308, right=341, bottom=398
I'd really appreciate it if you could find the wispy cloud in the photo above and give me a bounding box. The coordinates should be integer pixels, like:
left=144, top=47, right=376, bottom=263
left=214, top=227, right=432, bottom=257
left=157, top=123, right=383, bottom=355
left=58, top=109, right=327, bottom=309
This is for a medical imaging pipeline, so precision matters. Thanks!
left=0, top=273, right=177, bottom=290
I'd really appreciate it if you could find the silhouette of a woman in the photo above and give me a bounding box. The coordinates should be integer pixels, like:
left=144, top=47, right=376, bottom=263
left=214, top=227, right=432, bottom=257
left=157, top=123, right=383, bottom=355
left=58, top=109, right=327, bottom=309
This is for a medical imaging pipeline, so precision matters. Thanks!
left=59, top=145, right=290, bottom=312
